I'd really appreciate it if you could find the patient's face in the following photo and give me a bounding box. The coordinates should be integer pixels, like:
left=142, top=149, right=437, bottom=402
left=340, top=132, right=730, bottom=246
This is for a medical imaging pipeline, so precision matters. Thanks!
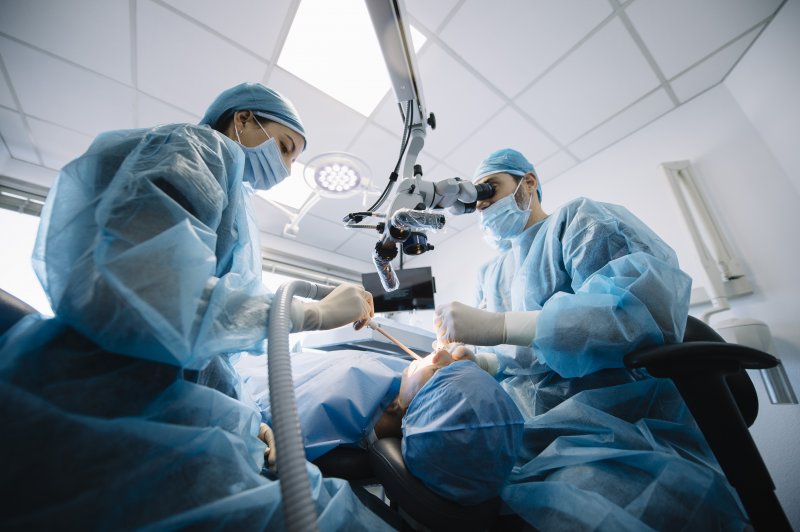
left=397, top=349, right=455, bottom=412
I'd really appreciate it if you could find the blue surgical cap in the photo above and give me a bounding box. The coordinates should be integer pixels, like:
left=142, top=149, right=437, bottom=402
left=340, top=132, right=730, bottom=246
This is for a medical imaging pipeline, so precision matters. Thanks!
left=401, top=362, right=524, bottom=505
left=473, top=148, right=541, bottom=202
left=199, top=82, right=306, bottom=147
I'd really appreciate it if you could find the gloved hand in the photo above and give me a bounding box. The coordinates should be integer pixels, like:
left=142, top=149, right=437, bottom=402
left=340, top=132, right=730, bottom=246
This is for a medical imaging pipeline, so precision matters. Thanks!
left=290, top=282, right=374, bottom=332
left=259, top=423, right=276, bottom=470
left=434, top=302, right=505, bottom=346
left=436, top=344, right=500, bottom=376
left=434, top=302, right=540, bottom=347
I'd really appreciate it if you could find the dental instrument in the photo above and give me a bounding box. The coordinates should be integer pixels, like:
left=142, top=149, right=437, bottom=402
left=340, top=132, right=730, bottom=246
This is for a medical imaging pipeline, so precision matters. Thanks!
left=365, top=320, right=422, bottom=360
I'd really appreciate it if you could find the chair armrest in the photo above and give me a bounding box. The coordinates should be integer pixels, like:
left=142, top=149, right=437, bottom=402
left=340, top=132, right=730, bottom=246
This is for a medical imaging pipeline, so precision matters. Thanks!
left=368, top=438, right=499, bottom=532
left=624, top=341, right=778, bottom=376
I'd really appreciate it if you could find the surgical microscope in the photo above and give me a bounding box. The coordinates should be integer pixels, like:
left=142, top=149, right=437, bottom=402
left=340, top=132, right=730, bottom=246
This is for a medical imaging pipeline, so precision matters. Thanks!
left=343, top=0, right=495, bottom=292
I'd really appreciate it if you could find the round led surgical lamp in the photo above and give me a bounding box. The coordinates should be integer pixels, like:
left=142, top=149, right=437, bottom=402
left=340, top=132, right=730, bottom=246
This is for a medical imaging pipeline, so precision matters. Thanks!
left=304, top=152, right=370, bottom=199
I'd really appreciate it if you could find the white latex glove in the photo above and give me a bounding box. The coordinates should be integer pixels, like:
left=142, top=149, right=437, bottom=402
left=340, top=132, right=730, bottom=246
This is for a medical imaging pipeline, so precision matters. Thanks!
left=290, top=282, right=374, bottom=332
left=434, top=302, right=540, bottom=347
left=435, top=302, right=505, bottom=346
left=448, top=344, right=499, bottom=376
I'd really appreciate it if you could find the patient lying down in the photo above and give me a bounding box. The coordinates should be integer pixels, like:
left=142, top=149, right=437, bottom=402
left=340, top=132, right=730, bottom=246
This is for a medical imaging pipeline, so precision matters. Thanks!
left=236, top=347, right=523, bottom=504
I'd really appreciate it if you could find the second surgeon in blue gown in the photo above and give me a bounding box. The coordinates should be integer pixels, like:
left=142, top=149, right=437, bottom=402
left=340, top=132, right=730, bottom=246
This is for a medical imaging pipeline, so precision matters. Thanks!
left=434, top=148, right=750, bottom=530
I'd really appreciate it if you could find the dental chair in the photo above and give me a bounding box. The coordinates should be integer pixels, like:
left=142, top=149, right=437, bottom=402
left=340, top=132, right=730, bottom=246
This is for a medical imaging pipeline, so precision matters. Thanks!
left=624, top=315, right=792, bottom=532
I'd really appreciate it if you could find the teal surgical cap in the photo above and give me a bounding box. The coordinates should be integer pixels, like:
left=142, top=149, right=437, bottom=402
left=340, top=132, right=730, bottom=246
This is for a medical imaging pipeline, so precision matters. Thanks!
left=473, top=148, right=541, bottom=202
left=402, top=362, right=524, bottom=505
left=199, top=82, right=306, bottom=147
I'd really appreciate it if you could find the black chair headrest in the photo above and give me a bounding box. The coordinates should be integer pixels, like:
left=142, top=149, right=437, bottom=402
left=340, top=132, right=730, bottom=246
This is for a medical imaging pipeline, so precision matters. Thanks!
left=0, top=288, right=37, bottom=335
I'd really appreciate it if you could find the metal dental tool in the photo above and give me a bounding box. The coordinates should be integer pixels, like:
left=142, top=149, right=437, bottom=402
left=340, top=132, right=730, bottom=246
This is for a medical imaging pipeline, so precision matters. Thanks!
left=365, top=319, right=423, bottom=360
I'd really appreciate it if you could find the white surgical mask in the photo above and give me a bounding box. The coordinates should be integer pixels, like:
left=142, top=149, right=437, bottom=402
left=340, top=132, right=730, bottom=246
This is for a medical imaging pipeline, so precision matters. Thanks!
left=479, top=178, right=532, bottom=241
left=235, top=114, right=290, bottom=190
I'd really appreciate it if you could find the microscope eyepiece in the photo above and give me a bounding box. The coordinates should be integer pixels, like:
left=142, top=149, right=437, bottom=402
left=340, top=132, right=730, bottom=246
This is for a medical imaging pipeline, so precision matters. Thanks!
left=474, top=182, right=495, bottom=200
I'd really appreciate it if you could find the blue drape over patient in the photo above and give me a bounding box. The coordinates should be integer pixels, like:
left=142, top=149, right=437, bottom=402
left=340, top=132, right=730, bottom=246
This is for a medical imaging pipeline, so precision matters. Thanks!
left=237, top=350, right=408, bottom=461
left=475, top=197, right=749, bottom=530
left=0, top=123, right=392, bottom=530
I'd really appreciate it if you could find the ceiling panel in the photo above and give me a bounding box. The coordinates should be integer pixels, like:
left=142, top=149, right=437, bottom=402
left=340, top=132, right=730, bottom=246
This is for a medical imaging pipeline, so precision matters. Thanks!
left=627, top=0, right=782, bottom=79
left=274, top=211, right=354, bottom=252
left=267, top=66, right=367, bottom=163
left=162, top=0, right=294, bottom=60
left=535, top=150, right=577, bottom=183
left=670, top=27, right=762, bottom=103
left=444, top=105, right=560, bottom=177
left=137, top=0, right=269, bottom=117
left=0, top=37, right=137, bottom=136
left=138, top=93, right=201, bottom=128
left=568, top=88, right=674, bottom=159
left=347, top=123, right=403, bottom=189
left=0, top=107, right=37, bottom=164
left=515, top=18, right=661, bottom=145
left=27, top=118, right=94, bottom=170
left=0, top=0, right=132, bottom=84
left=334, top=231, right=380, bottom=264
left=438, top=0, right=612, bottom=98
left=407, top=44, right=506, bottom=159
left=404, top=0, right=460, bottom=32
left=0, top=72, right=15, bottom=108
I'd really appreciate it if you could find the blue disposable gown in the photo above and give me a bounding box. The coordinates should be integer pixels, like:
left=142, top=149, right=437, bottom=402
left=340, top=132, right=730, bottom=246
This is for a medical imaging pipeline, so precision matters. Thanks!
left=476, top=198, right=749, bottom=530
left=0, top=124, right=392, bottom=530
left=236, top=350, right=408, bottom=461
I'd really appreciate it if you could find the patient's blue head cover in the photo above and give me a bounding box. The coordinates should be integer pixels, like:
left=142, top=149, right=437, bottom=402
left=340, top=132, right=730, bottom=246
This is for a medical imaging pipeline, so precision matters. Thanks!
left=473, top=148, right=541, bottom=202
left=401, top=361, right=524, bottom=504
left=199, top=82, right=306, bottom=144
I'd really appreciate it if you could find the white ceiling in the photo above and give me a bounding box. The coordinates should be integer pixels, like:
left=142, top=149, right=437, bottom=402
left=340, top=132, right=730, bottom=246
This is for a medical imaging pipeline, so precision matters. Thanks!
left=0, top=0, right=785, bottom=272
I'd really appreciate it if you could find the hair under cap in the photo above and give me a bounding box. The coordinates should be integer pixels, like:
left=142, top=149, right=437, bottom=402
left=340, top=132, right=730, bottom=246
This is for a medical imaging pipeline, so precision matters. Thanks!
left=473, top=148, right=541, bottom=201
left=401, top=361, right=524, bottom=504
left=199, top=82, right=306, bottom=148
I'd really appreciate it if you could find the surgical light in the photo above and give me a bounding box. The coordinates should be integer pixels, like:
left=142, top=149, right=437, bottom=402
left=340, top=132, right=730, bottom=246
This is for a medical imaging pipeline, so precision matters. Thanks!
left=304, top=152, right=370, bottom=198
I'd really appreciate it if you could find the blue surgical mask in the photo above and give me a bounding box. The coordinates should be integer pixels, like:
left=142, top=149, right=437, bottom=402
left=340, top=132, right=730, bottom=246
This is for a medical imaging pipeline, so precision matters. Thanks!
left=236, top=115, right=290, bottom=190
left=479, top=179, right=532, bottom=241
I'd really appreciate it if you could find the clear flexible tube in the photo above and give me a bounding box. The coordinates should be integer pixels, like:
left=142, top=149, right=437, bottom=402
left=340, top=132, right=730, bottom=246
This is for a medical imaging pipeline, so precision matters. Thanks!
left=390, top=208, right=445, bottom=232
left=268, top=281, right=333, bottom=532
left=372, top=247, right=399, bottom=292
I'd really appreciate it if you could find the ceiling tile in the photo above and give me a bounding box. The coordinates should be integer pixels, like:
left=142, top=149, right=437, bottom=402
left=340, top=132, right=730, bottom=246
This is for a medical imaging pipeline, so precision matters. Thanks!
left=137, top=93, right=201, bottom=128
left=671, top=27, right=761, bottom=103
left=568, top=89, right=674, bottom=159
left=400, top=44, right=505, bottom=159
left=277, top=212, right=353, bottom=252
left=404, top=0, right=460, bottom=32
left=444, top=105, right=560, bottom=177
left=137, top=0, right=269, bottom=117
left=335, top=232, right=380, bottom=262
left=371, top=95, right=408, bottom=134
left=0, top=72, right=15, bottom=108
left=515, top=18, right=661, bottom=144
left=0, top=37, right=136, bottom=136
left=0, top=0, right=132, bottom=84
left=162, top=0, right=293, bottom=60
left=347, top=123, right=403, bottom=189
left=267, top=67, right=367, bottom=162
left=535, top=150, right=577, bottom=183
left=627, top=0, right=782, bottom=79
left=439, top=0, right=612, bottom=97
left=0, top=107, right=37, bottom=164
left=27, top=117, right=94, bottom=170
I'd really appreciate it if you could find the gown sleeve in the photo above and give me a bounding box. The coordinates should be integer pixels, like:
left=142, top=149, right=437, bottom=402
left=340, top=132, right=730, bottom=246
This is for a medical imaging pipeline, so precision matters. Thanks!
left=34, top=124, right=273, bottom=369
left=533, top=201, right=692, bottom=378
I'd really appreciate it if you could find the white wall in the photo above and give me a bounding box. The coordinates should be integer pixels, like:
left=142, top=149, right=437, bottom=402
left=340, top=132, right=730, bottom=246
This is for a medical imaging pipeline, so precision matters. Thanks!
left=420, top=2, right=800, bottom=526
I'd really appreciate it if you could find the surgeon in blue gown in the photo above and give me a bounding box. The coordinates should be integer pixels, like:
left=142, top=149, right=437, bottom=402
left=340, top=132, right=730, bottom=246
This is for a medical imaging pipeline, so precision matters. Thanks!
left=0, top=83, right=386, bottom=531
left=435, top=148, right=750, bottom=530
